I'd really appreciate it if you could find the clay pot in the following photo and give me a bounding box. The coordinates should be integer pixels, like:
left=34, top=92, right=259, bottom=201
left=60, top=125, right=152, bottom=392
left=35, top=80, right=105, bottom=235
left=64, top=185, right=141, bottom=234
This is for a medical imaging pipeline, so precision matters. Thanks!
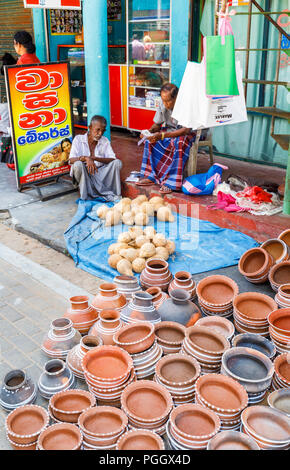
left=113, top=322, right=155, bottom=354
left=168, top=271, right=196, bottom=300
left=157, top=289, right=201, bottom=327
left=268, top=261, right=290, bottom=292
left=195, top=317, right=235, bottom=341
left=207, top=430, right=260, bottom=450
left=82, top=345, right=133, bottom=384
left=130, top=340, right=163, bottom=380
left=275, top=284, right=290, bottom=308
left=140, top=258, right=173, bottom=292
left=116, top=429, right=165, bottom=450
left=238, top=247, right=274, bottom=283
left=41, top=318, right=82, bottom=360
left=278, top=229, right=290, bottom=248
left=6, top=433, right=37, bottom=450
left=91, top=283, right=127, bottom=312
left=113, top=275, right=141, bottom=300
left=0, top=370, right=37, bottom=412
left=5, top=405, right=49, bottom=445
left=91, top=310, right=123, bottom=346
left=154, top=321, right=186, bottom=355
left=78, top=406, right=128, bottom=438
left=49, top=389, right=96, bottom=423
left=268, top=308, right=290, bottom=337
left=66, top=335, right=103, bottom=381
left=232, top=333, right=276, bottom=359
left=38, top=423, right=83, bottom=450
left=64, top=296, right=98, bottom=334
left=233, top=292, right=277, bottom=321
left=268, top=389, right=290, bottom=417
left=197, top=275, right=239, bottom=306
left=120, top=291, right=160, bottom=325
left=273, top=353, right=290, bottom=387
left=38, top=359, right=75, bottom=400
left=261, top=238, right=290, bottom=263
left=146, top=286, right=168, bottom=309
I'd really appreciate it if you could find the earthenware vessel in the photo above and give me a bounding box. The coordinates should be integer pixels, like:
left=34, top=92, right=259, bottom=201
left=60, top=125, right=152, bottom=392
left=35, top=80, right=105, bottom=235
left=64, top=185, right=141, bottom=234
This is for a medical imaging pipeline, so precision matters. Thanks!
left=6, top=433, right=38, bottom=450
left=140, top=258, right=173, bottom=292
left=41, top=318, right=82, bottom=360
left=120, top=291, right=161, bottom=325
left=154, top=321, right=186, bottom=355
left=168, top=271, right=196, bottom=300
left=91, top=283, right=127, bottom=312
left=272, top=353, right=290, bottom=390
left=49, top=389, right=96, bottom=423
left=113, top=322, right=155, bottom=354
left=207, top=430, right=260, bottom=450
left=238, top=247, right=274, bottom=283
left=197, top=275, right=239, bottom=305
left=116, top=429, right=165, bottom=450
left=37, top=423, right=83, bottom=450
left=275, top=284, right=290, bottom=308
left=64, top=296, right=98, bottom=334
left=66, top=335, right=103, bottom=381
left=195, top=316, right=235, bottom=341
left=38, top=359, right=75, bottom=400
left=92, top=310, right=123, bottom=345
left=233, top=292, right=277, bottom=336
left=267, top=389, right=290, bottom=417
left=232, top=333, right=276, bottom=359
left=146, top=287, right=168, bottom=309
left=130, top=340, right=163, bottom=380
left=157, top=289, right=201, bottom=327
left=113, top=275, right=141, bottom=300
left=0, top=370, right=37, bottom=412
left=261, top=238, right=289, bottom=263
left=268, top=261, right=290, bottom=292
left=5, top=405, right=49, bottom=445
left=278, top=228, right=290, bottom=248
left=268, top=308, right=290, bottom=353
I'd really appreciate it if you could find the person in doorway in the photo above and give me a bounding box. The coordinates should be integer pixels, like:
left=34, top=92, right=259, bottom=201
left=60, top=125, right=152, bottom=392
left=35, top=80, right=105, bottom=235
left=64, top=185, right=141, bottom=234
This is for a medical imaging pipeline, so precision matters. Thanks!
left=137, top=83, right=207, bottom=194
left=13, top=31, right=40, bottom=65
left=68, top=115, right=122, bottom=201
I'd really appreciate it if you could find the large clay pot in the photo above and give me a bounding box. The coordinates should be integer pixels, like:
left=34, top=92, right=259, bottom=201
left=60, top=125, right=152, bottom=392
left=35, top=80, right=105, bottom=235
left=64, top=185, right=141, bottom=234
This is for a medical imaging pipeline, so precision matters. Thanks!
left=64, top=296, right=98, bottom=334
left=120, top=292, right=161, bottom=325
left=38, top=359, right=75, bottom=400
left=41, top=318, right=82, bottom=360
left=157, top=289, right=201, bottom=327
left=113, top=275, right=141, bottom=300
left=66, top=335, right=103, bottom=380
left=140, top=258, right=173, bottom=292
left=168, top=271, right=196, bottom=300
left=90, top=310, right=123, bottom=346
left=0, top=370, right=37, bottom=412
left=91, top=283, right=127, bottom=312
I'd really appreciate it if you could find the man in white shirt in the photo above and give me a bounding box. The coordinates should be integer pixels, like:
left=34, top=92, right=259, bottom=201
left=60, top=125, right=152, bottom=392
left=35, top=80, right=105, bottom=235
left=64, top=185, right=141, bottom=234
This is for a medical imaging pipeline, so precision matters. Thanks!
left=68, top=115, right=122, bottom=200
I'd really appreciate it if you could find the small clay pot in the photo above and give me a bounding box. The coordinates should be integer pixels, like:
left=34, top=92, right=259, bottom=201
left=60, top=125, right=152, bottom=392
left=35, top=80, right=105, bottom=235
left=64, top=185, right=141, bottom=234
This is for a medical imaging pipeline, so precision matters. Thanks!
left=238, top=247, right=274, bottom=283
left=232, top=334, right=276, bottom=359
left=233, top=292, right=277, bottom=321
left=275, top=284, right=290, bottom=308
left=278, top=229, right=290, bottom=248
left=157, top=289, right=201, bottom=327
left=82, top=345, right=133, bottom=384
left=155, top=353, right=200, bottom=387
left=268, top=389, right=290, bottom=417
left=113, top=275, right=141, bottom=300
left=41, top=318, right=81, bottom=360
left=207, top=430, right=260, bottom=450
left=49, top=389, right=96, bottom=423
left=5, top=405, right=49, bottom=445
left=268, top=261, right=290, bottom=292
left=170, top=403, right=220, bottom=442
left=186, top=325, right=231, bottom=356
left=140, top=258, right=173, bottom=292
left=92, top=310, right=123, bottom=346
left=146, top=287, right=168, bottom=309
left=113, top=322, right=155, bottom=354
left=0, top=369, right=37, bottom=412
left=116, top=429, right=165, bottom=450
left=64, top=296, right=98, bottom=334
left=261, top=238, right=289, bottom=263
left=195, top=317, right=235, bottom=341
left=91, top=283, right=127, bottom=312
left=197, top=275, right=239, bottom=306
left=273, top=353, right=290, bottom=386
left=268, top=308, right=290, bottom=337
left=38, top=359, right=75, bottom=400
left=37, top=423, right=83, bottom=450
left=78, top=406, right=128, bottom=438
left=168, top=271, right=196, bottom=300
left=121, top=291, right=160, bottom=324
left=154, top=321, right=186, bottom=354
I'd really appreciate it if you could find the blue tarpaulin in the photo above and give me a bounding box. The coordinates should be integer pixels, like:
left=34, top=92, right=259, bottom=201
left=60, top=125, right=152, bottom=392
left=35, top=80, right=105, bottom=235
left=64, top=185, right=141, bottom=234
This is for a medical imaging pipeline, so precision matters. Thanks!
left=64, top=199, right=258, bottom=281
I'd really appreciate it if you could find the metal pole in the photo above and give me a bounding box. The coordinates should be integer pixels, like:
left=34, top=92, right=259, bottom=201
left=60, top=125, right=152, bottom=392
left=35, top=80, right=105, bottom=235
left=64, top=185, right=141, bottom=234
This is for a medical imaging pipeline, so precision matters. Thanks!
left=244, top=0, right=252, bottom=101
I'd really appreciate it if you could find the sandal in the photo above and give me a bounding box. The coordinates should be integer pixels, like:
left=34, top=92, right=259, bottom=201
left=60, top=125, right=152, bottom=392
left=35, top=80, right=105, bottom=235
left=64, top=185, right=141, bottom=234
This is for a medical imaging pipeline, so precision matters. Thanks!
left=135, top=178, right=154, bottom=186
left=159, top=185, right=172, bottom=194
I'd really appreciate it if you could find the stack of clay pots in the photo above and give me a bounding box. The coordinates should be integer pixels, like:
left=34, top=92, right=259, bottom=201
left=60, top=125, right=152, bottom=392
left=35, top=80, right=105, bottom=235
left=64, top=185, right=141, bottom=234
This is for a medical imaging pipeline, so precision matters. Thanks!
left=275, top=284, right=290, bottom=308
left=166, top=404, right=220, bottom=450
left=238, top=247, right=274, bottom=284
left=64, top=296, right=98, bottom=335
left=37, top=423, right=83, bottom=450
left=268, top=261, right=290, bottom=292
left=233, top=292, right=277, bottom=337
left=78, top=406, right=128, bottom=450
left=196, top=275, right=239, bottom=318
left=182, top=325, right=231, bottom=374
left=272, top=353, right=290, bottom=391
left=232, top=333, right=276, bottom=360
left=268, top=389, right=290, bottom=417
left=168, top=271, right=196, bottom=300
left=146, top=287, right=168, bottom=309
left=195, top=374, right=248, bottom=431
left=48, top=389, right=96, bottom=424
left=207, top=430, right=260, bottom=450
left=154, top=354, right=200, bottom=406
left=89, top=310, right=123, bottom=346
left=116, top=429, right=165, bottom=450
left=268, top=308, right=290, bottom=354
left=66, top=335, right=103, bottom=381
left=195, top=316, right=235, bottom=342
left=41, top=318, right=81, bottom=360
left=5, top=405, right=49, bottom=451
left=121, top=380, right=173, bottom=436
left=154, top=321, right=186, bottom=355
left=241, top=405, right=290, bottom=450
left=82, top=345, right=136, bottom=406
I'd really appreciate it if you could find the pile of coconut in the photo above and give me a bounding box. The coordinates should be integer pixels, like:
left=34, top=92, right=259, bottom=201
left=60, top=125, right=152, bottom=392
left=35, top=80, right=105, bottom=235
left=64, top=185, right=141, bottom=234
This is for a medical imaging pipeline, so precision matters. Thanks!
left=108, top=226, right=176, bottom=275
left=96, top=195, right=175, bottom=226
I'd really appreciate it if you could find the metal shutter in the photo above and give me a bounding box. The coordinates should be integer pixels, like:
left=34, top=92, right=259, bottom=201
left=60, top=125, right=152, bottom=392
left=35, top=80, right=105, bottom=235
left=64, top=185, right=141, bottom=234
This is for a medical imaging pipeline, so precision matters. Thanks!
left=0, top=0, right=33, bottom=101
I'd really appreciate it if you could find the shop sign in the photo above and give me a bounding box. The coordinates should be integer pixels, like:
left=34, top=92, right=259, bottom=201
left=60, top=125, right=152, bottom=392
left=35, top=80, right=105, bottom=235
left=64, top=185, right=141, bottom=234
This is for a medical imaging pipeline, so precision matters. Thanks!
left=4, top=62, right=74, bottom=190
left=24, top=0, right=81, bottom=9
left=108, top=0, right=122, bottom=21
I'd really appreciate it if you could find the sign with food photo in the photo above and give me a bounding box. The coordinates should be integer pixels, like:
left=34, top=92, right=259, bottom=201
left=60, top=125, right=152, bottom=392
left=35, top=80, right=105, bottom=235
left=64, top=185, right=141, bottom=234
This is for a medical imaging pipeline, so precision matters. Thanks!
left=4, top=61, right=73, bottom=190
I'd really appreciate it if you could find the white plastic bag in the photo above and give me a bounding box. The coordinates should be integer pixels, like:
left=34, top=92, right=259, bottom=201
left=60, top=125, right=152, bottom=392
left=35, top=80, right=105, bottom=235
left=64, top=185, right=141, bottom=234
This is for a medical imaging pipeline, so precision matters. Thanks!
left=0, top=103, right=10, bottom=135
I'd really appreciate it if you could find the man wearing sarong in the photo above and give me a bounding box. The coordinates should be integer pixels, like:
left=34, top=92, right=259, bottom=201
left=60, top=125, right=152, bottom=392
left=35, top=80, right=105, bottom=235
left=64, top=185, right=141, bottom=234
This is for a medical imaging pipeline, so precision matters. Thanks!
left=68, top=115, right=122, bottom=201
left=138, top=83, right=207, bottom=194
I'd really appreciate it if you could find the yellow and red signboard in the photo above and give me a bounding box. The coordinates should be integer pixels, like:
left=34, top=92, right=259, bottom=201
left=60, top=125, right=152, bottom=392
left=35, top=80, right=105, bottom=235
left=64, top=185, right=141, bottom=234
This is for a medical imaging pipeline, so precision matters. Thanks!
left=24, top=0, right=81, bottom=9
left=5, top=61, right=74, bottom=189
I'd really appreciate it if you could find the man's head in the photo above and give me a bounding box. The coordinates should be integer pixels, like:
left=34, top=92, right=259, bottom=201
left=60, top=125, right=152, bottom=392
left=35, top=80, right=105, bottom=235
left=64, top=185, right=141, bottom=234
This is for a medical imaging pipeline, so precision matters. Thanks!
left=89, top=115, right=107, bottom=142
left=160, top=83, right=178, bottom=110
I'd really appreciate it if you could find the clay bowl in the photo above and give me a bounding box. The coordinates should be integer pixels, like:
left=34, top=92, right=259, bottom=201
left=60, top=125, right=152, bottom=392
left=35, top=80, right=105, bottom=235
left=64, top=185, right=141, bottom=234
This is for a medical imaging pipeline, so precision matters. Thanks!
left=197, top=275, right=239, bottom=306
left=121, top=380, right=173, bottom=424
left=113, top=322, right=155, bottom=354
left=155, top=353, right=201, bottom=387
left=274, top=353, right=290, bottom=386
left=233, top=292, right=277, bottom=321
left=195, top=316, right=235, bottom=341
left=87, top=369, right=136, bottom=395
left=6, top=433, right=37, bottom=450
left=82, top=345, right=133, bottom=384
left=170, top=403, right=220, bottom=442
left=232, top=333, right=276, bottom=359
left=116, top=429, right=165, bottom=450
left=268, top=308, right=290, bottom=338
left=278, top=229, right=290, bottom=248
left=268, top=389, right=290, bottom=417
left=37, top=423, right=83, bottom=450
left=154, top=321, right=186, bottom=346
left=78, top=405, right=128, bottom=438
left=233, top=318, right=269, bottom=337
left=195, top=374, right=248, bottom=414
left=261, top=238, right=289, bottom=263
left=49, top=389, right=96, bottom=423
left=186, top=325, right=231, bottom=356
left=269, top=261, right=290, bottom=290
left=207, top=430, right=260, bottom=450
left=238, top=247, right=273, bottom=279
left=5, top=405, right=49, bottom=445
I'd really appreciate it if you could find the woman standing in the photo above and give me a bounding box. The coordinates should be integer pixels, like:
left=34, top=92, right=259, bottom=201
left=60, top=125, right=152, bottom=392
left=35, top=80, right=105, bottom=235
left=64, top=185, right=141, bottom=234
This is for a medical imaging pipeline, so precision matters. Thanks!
left=13, top=31, right=40, bottom=65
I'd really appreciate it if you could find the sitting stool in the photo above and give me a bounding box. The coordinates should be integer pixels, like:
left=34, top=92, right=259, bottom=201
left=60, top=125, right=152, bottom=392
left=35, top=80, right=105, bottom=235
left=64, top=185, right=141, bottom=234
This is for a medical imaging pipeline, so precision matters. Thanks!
left=185, top=130, right=214, bottom=177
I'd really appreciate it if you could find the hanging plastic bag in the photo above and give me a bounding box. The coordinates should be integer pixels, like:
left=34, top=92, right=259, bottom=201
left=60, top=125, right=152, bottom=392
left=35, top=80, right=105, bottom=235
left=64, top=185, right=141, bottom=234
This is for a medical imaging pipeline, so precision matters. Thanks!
left=182, top=163, right=228, bottom=196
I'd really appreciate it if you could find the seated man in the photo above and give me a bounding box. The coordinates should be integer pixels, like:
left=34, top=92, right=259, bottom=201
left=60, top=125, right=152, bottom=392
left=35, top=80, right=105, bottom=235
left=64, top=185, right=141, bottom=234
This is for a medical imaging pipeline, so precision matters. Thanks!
left=138, top=83, right=207, bottom=194
left=68, top=115, right=122, bottom=201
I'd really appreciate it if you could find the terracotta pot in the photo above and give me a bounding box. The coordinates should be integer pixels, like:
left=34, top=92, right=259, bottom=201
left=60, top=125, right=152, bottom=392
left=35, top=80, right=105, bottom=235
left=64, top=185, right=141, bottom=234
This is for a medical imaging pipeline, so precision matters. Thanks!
left=38, top=359, right=75, bottom=400
left=49, top=389, right=96, bottom=423
left=0, top=369, right=37, bottom=412
left=154, top=321, right=186, bottom=355
left=5, top=405, right=49, bottom=445
left=82, top=345, right=133, bottom=384
left=37, top=423, right=83, bottom=450
left=113, top=322, right=155, bottom=354
left=91, top=310, right=123, bottom=346
left=6, top=433, right=37, bottom=450
left=91, top=283, right=127, bottom=312
left=239, top=247, right=273, bottom=277
left=157, top=289, right=201, bottom=327
left=155, top=353, right=200, bottom=387
left=261, top=238, right=290, bottom=263
left=232, top=333, right=276, bottom=359
left=267, top=389, right=290, bottom=417
left=78, top=406, right=128, bottom=438
left=274, top=353, right=290, bottom=386
left=41, top=318, right=82, bottom=360
left=121, top=291, right=160, bottom=324
left=146, top=286, right=168, bottom=309
left=130, top=341, right=163, bottom=380
left=195, top=317, right=235, bottom=341
left=197, top=275, right=239, bottom=306
left=170, top=403, right=220, bottom=442
left=113, top=275, right=141, bottom=300
left=66, top=335, right=103, bottom=381
left=233, top=292, right=277, bottom=321
left=140, top=258, right=173, bottom=292
left=268, top=308, right=290, bottom=337
left=64, top=296, right=98, bottom=334
left=186, top=325, right=230, bottom=356
left=268, top=261, right=290, bottom=292
left=116, top=429, right=165, bottom=450
left=207, top=430, right=260, bottom=450
left=168, top=271, right=196, bottom=300
left=278, top=229, right=290, bottom=248
left=275, top=284, right=290, bottom=308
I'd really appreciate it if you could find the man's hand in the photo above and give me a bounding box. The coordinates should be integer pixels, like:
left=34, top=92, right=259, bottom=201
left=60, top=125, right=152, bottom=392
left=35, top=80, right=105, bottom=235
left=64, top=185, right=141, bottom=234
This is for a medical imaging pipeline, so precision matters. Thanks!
left=148, top=132, right=162, bottom=144
left=85, top=157, right=97, bottom=175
